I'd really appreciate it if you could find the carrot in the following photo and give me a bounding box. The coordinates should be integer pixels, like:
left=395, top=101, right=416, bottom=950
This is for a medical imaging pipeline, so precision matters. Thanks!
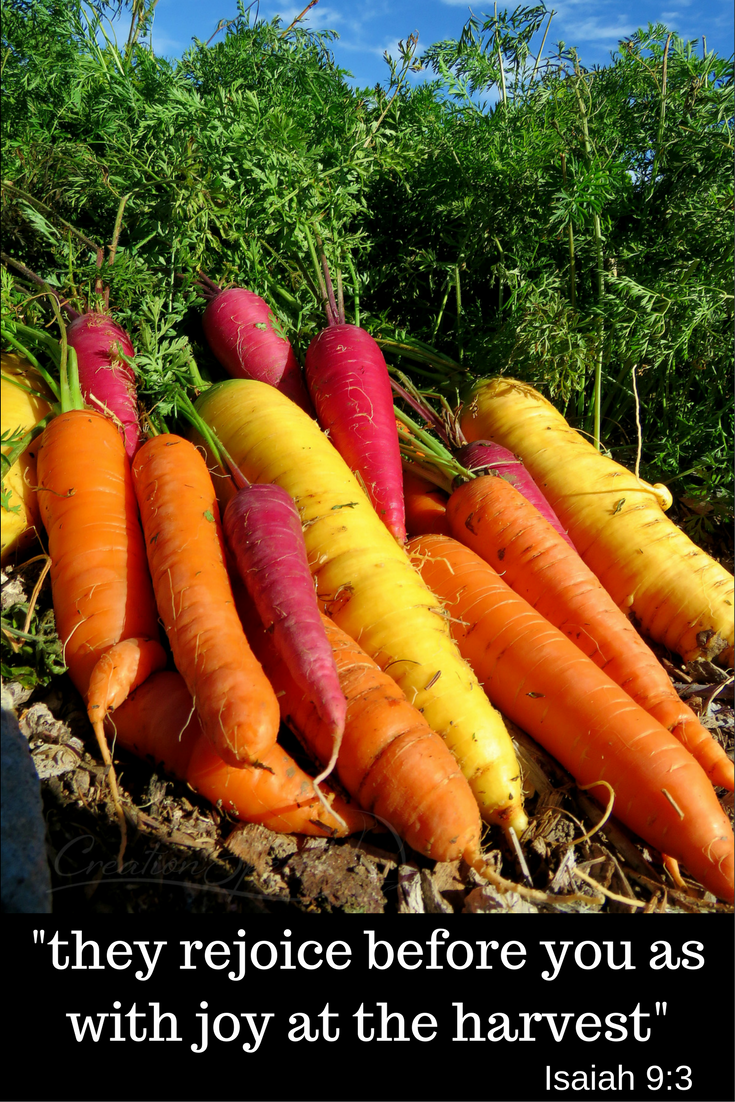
left=1, top=352, right=53, bottom=563
left=36, top=409, right=166, bottom=698
left=304, top=258, right=406, bottom=543
left=239, top=584, right=482, bottom=862
left=446, top=473, right=734, bottom=790
left=455, top=439, right=576, bottom=549
left=223, top=479, right=347, bottom=782
left=66, top=311, right=141, bottom=459
left=107, top=670, right=371, bottom=836
left=201, top=283, right=314, bottom=414
left=408, top=533, right=734, bottom=902
left=192, top=379, right=527, bottom=838
left=402, top=469, right=451, bottom=537
left=35, top=357, right=167, bottom=863
left=460, top=377, right=735, bottom=665
left=130, top=433, right=281, bottom=768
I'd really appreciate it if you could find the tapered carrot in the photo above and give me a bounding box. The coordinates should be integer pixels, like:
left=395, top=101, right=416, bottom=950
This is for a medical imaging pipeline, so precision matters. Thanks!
left=239, top=584, right=482, bottom=862
left=108, top=671, right=371, bottom=836
left=409, top=533, right=734, bottom=902
left=36, top=401, right=167, bottom=864
left=446, top=473, right=734, bottom=791
left=131, top=434, right=281, bottom=768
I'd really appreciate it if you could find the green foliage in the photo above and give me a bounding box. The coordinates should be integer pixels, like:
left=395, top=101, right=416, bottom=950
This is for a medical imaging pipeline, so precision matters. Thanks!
left=1, top=1, right=732, bottom=526
left=1, top=601, right=66, bottom=690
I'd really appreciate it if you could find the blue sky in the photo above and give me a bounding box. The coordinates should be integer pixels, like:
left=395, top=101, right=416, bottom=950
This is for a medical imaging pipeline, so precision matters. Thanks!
left=134, top=0, right=733, bottom=87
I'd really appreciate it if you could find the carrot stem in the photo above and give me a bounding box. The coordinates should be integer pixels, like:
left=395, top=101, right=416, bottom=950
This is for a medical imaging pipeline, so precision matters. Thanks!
left=1, top=326, right=61, bottom=398
left=174, top=386, right=248, bottom=489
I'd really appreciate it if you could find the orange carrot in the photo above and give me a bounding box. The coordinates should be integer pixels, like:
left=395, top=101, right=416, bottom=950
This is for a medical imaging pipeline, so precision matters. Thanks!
left=36, top=407, right=168, bottom=862
left=108, top=671, right=371, bottom=836
left=446, top=474, right=734, bottom=791
left=240, top=586, right=482, bottom=863
left=36, top=410, right=164, bottom=696
left=130, top=433, right=281, bottom=768
left=403, top=469, right=451, bottom=538
left=408, top=533, right=734, bottom=902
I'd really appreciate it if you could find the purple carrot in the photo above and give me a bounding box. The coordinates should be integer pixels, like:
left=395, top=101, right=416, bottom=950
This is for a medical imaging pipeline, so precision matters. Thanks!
left=223, top=480, right=347, bottom=783
left=456, top=440, right=576, bottom=549
left=202, top=286, right=314, bottom=414
left=66, top=312, right=140, bottom=459
left=305, top=324, right=407, bottom=543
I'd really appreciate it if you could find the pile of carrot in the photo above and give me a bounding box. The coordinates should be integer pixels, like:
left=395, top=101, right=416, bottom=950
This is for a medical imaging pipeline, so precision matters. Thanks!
left=3, top=283, right=733, bottom=907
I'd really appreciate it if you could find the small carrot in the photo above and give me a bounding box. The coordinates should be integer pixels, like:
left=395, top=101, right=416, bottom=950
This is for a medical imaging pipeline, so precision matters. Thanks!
left=201, top=283, right=315, bottom=415
left=66, top=310, right=141, bottom=459
left=409, top=533, right=734, bottom=903
left=108, top=670, right=371, bottom=836
left=402, top=469, right=451, bottom=538
left=131, top=433, right=281, bottom=768
left=446, top=473, right=734, bottom=790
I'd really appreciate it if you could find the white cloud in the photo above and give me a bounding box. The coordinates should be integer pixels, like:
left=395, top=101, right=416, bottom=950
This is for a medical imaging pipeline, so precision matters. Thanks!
left=150, top=30, right=187, bottom=55
left=563, top=17, right=637, bottom=42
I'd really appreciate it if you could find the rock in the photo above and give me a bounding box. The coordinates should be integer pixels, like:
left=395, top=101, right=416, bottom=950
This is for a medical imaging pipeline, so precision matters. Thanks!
left=1, top=700, right=52, bottom=912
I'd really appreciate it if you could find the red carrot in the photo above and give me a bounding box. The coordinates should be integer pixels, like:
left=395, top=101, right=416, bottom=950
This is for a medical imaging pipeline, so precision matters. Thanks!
left=223, top=480, right=347, bottom=783
left=305, top=324, right=406, bottom=543
left=66, top=312, right=140, bottom=459
left=201, top=285, right=314, bottom=413
left=455, top=440, right=575, bottom=548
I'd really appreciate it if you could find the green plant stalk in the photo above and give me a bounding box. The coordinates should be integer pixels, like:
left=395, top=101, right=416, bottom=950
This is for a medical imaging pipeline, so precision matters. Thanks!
left=346, top=254, right=360, bottom=329
left=173, top=387, right=244, bottom=490
left=431, top=275, right=453, bottom=341
left=455, top=264, right=463, bottom=363
left=573, top=64, right=605, bottom=449
left=394, top=405, right=473, bottom=486
left=1, top=327, right=60, bottom=399
left=303, top=224, right=331, bottom=319
left=650, top=33, right=673, bottom=194
left=560, top=152, right=576, bottom=310
left=494, top=4, right=507, bottom=106
left=530, top=9, right=554, bottom=84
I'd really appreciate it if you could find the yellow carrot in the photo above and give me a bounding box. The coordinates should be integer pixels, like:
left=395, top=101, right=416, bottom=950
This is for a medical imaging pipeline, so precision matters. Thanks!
left=460, top=377, right=734, bottom=665
left=1, top=353, right=52, bottom=563
left=193, top=379, right=527, bottom=838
